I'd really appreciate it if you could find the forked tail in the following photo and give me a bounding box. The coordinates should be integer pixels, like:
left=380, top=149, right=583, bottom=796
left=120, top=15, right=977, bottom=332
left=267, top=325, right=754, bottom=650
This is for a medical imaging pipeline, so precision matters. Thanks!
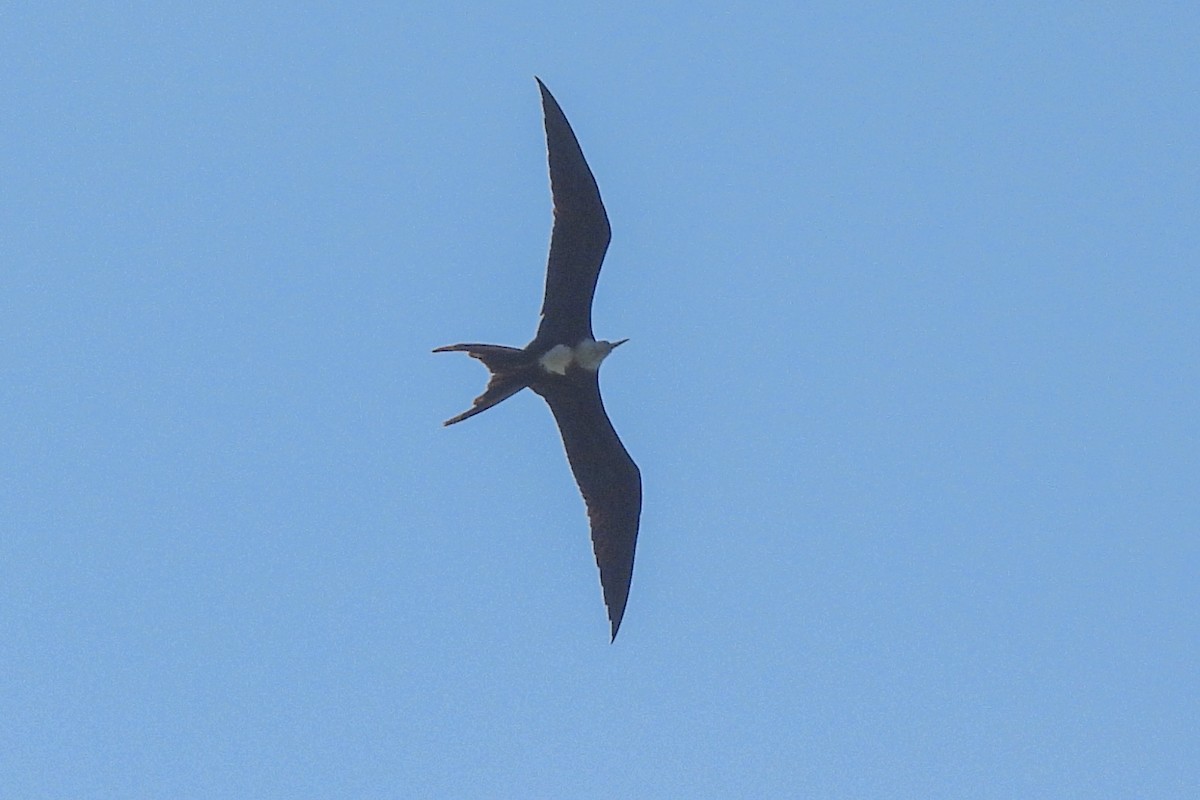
left=432, top=343, right=536, bottom=426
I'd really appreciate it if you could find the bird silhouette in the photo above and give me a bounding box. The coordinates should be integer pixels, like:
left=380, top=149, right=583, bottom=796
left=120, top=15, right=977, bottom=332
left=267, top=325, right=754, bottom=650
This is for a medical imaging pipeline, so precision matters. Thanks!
left=435, top=78, right=641, bottom=640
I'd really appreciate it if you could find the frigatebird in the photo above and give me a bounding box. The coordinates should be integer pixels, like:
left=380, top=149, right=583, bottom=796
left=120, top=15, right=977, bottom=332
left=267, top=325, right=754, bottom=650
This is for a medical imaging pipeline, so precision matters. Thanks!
left=434, top=78, right=641, bottom=640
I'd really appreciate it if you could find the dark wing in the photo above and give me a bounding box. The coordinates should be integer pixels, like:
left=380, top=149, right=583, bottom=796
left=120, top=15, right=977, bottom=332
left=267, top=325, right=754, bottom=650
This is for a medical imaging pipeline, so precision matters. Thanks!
left=534, top=372, right=641, bottom=640
left=531, top=78, right=612, bottom=349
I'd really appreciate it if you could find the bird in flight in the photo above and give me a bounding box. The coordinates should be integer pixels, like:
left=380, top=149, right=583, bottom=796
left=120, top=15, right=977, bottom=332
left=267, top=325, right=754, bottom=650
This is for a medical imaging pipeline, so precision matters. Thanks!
left=435, top=78, right=641, bottom=641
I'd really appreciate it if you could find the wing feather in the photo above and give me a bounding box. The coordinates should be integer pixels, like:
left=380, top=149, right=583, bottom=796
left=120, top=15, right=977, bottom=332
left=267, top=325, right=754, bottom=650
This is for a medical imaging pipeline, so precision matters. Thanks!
left=532, top=78, right=611, bottom=349
left=534, top=373, right=640, bottom=639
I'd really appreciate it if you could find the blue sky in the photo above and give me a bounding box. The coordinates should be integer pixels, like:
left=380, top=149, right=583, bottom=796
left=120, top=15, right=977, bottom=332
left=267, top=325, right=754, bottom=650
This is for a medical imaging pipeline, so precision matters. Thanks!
left=3, top=3, right=1198, bottom=797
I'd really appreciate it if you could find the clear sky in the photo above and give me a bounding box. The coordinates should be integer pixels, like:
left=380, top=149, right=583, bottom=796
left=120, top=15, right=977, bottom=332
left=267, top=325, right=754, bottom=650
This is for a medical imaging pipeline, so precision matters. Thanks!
left=3, top=3, right=1198, bottom=797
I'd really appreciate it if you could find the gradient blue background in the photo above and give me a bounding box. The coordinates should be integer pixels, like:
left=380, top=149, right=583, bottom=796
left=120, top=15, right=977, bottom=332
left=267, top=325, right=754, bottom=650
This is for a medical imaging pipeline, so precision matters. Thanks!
left=3, top=3, right=1197, bottom=797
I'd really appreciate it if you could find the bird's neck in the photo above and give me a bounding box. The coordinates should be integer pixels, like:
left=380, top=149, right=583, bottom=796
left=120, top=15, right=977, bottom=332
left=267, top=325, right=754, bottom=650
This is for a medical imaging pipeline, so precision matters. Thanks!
left=573, top=339, right=610, bottom=371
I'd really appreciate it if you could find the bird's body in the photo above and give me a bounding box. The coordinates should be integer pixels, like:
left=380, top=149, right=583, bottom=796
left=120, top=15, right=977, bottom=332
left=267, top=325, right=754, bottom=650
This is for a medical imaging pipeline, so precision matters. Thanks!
left=538, top=339, right=626, bottom=375
left=434, top=79, right=641, bottom=640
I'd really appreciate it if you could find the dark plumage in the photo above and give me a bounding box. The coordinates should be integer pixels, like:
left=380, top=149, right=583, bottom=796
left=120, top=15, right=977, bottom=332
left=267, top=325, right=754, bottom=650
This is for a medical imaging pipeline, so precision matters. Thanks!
left=434, top=78, right=641, bottom=640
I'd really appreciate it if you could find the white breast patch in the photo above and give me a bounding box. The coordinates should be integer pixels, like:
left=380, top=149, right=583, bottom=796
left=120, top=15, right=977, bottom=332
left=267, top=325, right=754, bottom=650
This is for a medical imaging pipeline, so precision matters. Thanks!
left=538, top=344, right=574, bottom=375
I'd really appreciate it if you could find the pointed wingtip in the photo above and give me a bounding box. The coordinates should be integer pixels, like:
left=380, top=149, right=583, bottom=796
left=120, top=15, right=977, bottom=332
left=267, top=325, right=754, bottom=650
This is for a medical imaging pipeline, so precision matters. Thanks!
left=608, top=609, right=625, bottom=642
left=536, top=78, right=552, bottom=103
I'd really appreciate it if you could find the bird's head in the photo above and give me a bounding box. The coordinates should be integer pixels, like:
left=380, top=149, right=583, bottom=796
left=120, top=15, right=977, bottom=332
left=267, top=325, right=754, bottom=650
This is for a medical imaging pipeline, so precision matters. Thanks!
left=597, top=338, right=629, bottom=360
left=575, top=338, right=629, bottom=371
